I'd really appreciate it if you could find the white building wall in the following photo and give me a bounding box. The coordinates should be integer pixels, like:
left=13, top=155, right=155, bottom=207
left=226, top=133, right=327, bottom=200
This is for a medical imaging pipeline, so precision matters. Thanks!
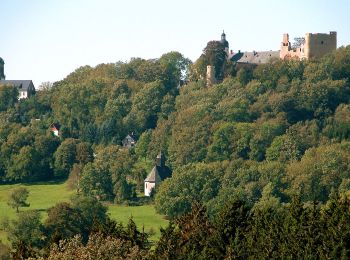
left=144, top=181, right=156, bottom=196
left=19, top=91, right=27, bottom=100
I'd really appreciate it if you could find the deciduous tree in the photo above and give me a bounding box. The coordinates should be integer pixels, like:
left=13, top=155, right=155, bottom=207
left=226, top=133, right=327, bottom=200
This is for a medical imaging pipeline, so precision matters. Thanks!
left=8, top=187, right=30, bottom=213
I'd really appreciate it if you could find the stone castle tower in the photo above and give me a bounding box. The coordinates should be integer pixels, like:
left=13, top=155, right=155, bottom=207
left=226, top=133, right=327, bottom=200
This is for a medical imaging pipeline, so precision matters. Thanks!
left=206, top=65, right=216, bottom=87
left=206, top=31, right=228, bottom=87
left=0, top=57, right=5, bottom=80
left=221, top=30, right=229, bottom=55
left=280, top=31, right=337, bottom=60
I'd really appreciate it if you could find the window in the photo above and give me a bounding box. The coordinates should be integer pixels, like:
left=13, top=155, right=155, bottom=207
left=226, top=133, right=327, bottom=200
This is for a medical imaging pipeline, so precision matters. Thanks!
left=321, top=41, right=324, bottom=44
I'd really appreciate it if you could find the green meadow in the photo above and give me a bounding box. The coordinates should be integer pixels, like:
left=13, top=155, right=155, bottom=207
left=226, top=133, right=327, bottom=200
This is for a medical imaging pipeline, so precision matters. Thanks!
left=0, top=181, right=167, bottom=244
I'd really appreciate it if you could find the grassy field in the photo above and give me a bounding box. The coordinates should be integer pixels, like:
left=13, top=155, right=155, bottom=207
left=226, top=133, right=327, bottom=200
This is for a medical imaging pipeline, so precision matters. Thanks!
left=0, top=181, right=167, bottom=244
left=108, top=204, right=168, bottom=240
left=0, top=181, right=74, bottom=221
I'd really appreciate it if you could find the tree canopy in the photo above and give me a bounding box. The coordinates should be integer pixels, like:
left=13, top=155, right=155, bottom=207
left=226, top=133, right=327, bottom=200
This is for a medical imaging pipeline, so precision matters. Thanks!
left=2, top=44, right=350, bottom=259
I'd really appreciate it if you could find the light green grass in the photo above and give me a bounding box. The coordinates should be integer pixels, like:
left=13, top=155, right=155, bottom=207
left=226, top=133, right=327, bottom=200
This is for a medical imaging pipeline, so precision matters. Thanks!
left=0, top=181, right=74, bottom=221
left=0, top=181, right=74, bottom=244
left=0, top=181, right=167, bottom=244
left=108, top=204, right=168, bottom=241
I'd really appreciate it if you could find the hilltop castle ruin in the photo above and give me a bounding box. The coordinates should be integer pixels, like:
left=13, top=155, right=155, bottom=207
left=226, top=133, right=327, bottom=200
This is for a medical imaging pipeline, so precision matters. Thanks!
left=280, top=31, right=337, bottom=60
left=206, top=31, right=337, bottom=86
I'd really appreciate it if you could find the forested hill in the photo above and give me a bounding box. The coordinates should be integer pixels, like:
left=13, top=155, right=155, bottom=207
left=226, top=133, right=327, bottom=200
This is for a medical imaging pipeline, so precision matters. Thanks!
left=1, top=46, right=350, bottom=217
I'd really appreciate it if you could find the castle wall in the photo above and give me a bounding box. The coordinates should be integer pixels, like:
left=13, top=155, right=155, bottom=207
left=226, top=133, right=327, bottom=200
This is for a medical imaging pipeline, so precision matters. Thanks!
left=280, top=31, right=336, bottom=60
left=206, top=65, right=216, bottom=87
left=280, top=47, right=305, bottom=60
left=304, top=31, right=337, bottom=59
left=280, top=33, right=307, bottom=60
left=280, top=33, right=292, bottom=59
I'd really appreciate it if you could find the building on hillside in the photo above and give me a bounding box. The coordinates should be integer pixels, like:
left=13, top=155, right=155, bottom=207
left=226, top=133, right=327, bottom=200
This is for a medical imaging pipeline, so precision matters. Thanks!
left=206, top=31, right=337, bottom=86
left=206, top=31, right=230, bottom=87
left=206, top=65, right=217, bottom=87
left=0, top=57, right=36, bottom=99
left=122, top=133, right=137, bottom=149
left=0, top=80, right=36, bottom=99
left=280, top=31, right=337, bottom=60
left=230, top=50, right=280, bottom=69
left=221, top=30, right=229, bottom=55
left=50, top=123, right=61, bottom=137
left=144, top=152, right=171, bottom=196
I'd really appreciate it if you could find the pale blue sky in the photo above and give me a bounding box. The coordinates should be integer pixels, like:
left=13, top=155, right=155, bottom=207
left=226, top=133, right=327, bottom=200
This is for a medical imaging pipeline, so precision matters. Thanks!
left=1, top=0, right=349, bottom=87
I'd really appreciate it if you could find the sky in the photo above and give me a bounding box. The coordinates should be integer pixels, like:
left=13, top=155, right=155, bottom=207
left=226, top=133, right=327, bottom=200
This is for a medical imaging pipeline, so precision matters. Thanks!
left=1, top=0, right=350, bottom=87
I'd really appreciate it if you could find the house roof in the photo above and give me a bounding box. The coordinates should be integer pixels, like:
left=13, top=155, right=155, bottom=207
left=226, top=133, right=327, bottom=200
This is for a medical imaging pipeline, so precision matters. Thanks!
left=124, top=134, right=135, bottom=141
left=122, top=134, right=137, bottom=148
left=51, top=123, right=61, bottom=130
left=145, top=165, right=171, bottom=182
left=230, top=51, right=279, bottom=64
left=0, top=80, right=35, bottom=91
left=145, top=166, right=162, bottom=182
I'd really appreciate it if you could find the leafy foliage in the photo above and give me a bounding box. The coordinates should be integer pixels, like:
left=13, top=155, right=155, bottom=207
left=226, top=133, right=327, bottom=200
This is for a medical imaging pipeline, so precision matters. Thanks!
left=2, top=44, right=350, bottom=259
left=7, top=187, right=30, bottom=213
left=4, top=210, right=44, bottom=252
left=152, top=196, right=350, bottom=259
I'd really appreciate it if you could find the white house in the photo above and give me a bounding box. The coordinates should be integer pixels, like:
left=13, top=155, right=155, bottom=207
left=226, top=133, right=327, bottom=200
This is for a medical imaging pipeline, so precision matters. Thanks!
left=0, top=58, right=36, bottom=100
left=144, top=152, right=171, bottom=196
left=122, top=133, right=136, bottom=149
left=0, top=80, right=36, bottom=100
left=50, top=123, right=61, bottom=137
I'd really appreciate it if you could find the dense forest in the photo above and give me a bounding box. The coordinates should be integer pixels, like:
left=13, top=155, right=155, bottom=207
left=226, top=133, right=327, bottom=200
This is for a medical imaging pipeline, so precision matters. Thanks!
left=1, top=42, right=350, bottom=258
left=4, top=195, right=350, bottom=258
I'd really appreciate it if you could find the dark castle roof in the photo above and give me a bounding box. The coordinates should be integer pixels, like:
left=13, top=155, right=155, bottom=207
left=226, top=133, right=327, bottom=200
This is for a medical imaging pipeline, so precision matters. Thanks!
left=230, top=51, right=279, bottom=64
left=0, top=80, right=35, bottom=91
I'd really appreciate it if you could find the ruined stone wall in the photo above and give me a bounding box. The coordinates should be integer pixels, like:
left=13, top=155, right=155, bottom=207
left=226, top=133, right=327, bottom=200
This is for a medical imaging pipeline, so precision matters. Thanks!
left=304, top=31, right=337, bottom=59
left=280, top=33, right=306, bottom=60
left=280, top=33, right=292, bottom=59
left=206, top=65, right=216, bottom=87
left=280, top=31, right=336, bottom=60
